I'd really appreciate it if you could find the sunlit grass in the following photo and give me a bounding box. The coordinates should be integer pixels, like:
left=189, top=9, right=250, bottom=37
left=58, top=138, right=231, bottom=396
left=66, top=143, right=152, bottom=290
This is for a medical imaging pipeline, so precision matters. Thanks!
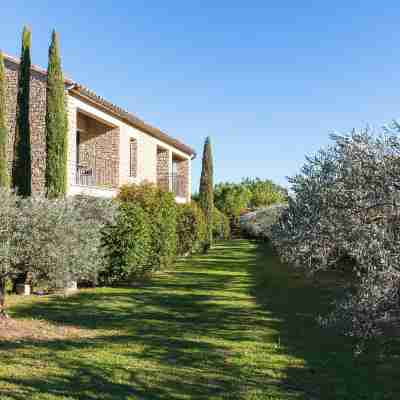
left=0, top=240, right=398, bottom=399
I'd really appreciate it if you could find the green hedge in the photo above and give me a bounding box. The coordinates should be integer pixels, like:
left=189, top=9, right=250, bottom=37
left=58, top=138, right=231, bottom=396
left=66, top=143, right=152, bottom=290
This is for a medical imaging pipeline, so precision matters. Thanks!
left=102, top=183, right=179, bottom=283
left=118, top=183, right=177, bottom=272
left=102, top=183, right=228, bottom=284
left=101, top=203, right=151, bottom=283
left=176, top=202, right=207, bottom=255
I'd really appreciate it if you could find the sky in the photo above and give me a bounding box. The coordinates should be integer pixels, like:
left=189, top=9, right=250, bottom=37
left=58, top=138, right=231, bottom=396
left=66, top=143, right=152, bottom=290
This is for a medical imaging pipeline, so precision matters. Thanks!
left=2, top=1, right=400, bottom=190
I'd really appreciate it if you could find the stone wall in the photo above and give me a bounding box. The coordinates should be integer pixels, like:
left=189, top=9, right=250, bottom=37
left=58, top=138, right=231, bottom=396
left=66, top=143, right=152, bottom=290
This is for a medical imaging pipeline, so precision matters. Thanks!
left=5, top=58, right=47, bottom=195
left=157, top=147, right=170, bottom=191
left=176, top=159, right=190, bottom=200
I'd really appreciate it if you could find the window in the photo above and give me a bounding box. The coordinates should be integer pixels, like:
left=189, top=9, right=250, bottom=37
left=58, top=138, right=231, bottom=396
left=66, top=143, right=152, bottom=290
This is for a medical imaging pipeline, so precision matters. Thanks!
left=129, top=138, right=137, bottom=177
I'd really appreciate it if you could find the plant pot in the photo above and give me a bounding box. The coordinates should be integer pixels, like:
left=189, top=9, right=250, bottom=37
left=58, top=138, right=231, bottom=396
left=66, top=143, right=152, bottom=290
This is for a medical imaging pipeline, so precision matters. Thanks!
left=16, top=284, right=31, bottom=296
left=64, top=281, right=78, bottom=296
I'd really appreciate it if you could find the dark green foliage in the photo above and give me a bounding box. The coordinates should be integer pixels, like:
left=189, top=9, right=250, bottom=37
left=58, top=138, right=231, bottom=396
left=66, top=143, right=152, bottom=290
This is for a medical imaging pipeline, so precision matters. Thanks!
left=176, top=202, right=207, bottom=255
left=103, top=183, right=210, bottom=283
left=214, top=178, right=287, bottom=221
left=118, top=183, right=177, bottom=272
left=212, top=208, right=230, bottom=240
left=0, top=52, right=9, bottom=187
left=101, top=203, right=152, bottom=283
left=12, top=26, right=31, bottom=197
left=45, top=31, right=68, bottom=198
left=198, top=137, right=214, bottom=251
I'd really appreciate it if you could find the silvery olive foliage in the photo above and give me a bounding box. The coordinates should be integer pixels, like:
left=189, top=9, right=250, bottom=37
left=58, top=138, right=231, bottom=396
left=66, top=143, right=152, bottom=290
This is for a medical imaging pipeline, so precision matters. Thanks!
left=17, top=195, right=116, bottom=288
left=0, top=190, right=116, bottom=297
left=0, top=189, right=21, bottom=282
left=271, top=127, right=400, bottom=340
left=240, top=204, right=287, bottom=240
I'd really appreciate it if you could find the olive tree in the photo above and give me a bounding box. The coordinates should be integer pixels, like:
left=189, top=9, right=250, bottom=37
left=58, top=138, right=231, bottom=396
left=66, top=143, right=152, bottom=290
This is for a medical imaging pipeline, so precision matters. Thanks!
left=0, top=189, right=21, bottom=317
left=17, top=195, right=116, bottom=289
left=0, top=193, right=116, bottom=317
left=272, top=127, right=400, bottom=340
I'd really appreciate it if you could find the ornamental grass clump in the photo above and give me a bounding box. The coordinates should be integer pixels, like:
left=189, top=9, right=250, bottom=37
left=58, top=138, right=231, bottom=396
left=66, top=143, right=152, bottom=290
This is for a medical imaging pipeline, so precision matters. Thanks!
left=271, top=127, right=400, bottom=340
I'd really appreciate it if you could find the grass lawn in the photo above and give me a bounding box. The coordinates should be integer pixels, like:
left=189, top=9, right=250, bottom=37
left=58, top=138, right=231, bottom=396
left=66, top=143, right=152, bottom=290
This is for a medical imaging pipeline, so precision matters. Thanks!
left=0, top=240, right=399, bottom=399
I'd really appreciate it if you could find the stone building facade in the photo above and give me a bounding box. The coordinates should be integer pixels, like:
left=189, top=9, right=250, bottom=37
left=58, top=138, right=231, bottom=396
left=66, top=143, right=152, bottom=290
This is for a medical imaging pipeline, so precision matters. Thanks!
left=3, top=53, right=195, bottom=201
left=4, top=57, right=47, bottom=194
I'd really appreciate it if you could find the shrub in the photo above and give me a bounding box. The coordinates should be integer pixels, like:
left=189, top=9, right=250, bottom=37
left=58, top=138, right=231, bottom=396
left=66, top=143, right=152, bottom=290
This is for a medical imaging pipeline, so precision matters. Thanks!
left=118, top=183, right=177, bottom=272
left=0, top=192, right=115, bottom=315
left=214, top=183, right=251, bottom=221
left=212, top=208, right=230, bottom=240
left=240, top=204, right=287, bottom=240
left=17, top=195, right=116, bottom=289
left=176, top=202, right=207, bottom=255
left=101, top=203, right=151, bottom=283
left=271, top=128, right=400, bottom=340
left=0, top=189, right=21, bottom=315
left=214, top=178, right=287, bottom=221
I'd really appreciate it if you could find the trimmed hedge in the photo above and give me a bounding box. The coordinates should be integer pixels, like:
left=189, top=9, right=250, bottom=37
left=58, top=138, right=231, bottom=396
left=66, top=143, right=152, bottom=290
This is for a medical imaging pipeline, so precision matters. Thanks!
left=176, top=202, right=207, bottom=255
left=102, top=183, right=230, bottom=284
left=102, top=183, right=178, bottom=283
left=101, top=203, right=152, bottom=283
left=118, top=183, right=177, bottom=272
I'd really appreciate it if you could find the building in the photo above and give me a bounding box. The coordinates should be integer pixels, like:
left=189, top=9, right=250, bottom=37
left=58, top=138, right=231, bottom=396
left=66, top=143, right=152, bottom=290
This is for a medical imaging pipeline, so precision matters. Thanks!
left=3, top=53, right=195, bottom=202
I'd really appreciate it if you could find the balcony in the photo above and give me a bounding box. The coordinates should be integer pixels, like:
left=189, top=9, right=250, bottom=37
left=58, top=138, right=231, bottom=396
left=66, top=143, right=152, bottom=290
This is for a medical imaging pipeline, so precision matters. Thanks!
left=75, top=159, right=119, bottom=188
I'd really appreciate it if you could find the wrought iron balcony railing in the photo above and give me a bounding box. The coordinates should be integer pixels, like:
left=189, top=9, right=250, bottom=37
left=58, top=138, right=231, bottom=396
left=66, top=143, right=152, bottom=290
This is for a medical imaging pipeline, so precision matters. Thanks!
left=75, top=159, right=118, bottom=188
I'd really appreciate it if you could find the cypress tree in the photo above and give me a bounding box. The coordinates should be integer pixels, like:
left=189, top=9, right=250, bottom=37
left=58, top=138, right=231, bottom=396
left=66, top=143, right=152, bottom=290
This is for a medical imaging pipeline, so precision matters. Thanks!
left=45, top=30, right=68, bottom=198
left=0, top=52, right=9, bottom=187
left=198, top=136, right=214, bottom=252
left=12, top=26, right=31, bottom=197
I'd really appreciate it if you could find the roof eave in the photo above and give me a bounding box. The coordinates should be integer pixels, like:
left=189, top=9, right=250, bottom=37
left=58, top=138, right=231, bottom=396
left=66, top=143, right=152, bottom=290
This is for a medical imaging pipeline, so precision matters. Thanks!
left=69, top=86, right=197, bottom=158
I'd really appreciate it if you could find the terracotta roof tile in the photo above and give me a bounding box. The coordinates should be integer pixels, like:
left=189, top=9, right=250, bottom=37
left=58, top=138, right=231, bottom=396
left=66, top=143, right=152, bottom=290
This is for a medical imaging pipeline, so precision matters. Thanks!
left=3, top=52, right=196, bottom=157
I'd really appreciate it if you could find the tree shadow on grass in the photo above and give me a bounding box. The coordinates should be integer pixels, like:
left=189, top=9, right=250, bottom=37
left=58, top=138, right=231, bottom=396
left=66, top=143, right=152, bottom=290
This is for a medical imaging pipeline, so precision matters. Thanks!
left=250, top=241, right=400, bottom=400
left=5, top=240, right=396, bottom=399
left=1, top=240, right=295, bottom=399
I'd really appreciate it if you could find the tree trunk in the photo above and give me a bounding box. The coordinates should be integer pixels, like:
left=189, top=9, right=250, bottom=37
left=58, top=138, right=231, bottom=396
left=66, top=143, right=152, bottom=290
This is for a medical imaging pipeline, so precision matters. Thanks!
left=12, top=272, right=27, bottom=293
left=0, top=278, right=8, bottom=319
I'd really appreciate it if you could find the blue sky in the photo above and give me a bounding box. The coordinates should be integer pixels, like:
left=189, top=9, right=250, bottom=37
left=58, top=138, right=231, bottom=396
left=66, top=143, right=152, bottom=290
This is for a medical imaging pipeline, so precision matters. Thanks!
left=2, top=1, right=400, bottom=190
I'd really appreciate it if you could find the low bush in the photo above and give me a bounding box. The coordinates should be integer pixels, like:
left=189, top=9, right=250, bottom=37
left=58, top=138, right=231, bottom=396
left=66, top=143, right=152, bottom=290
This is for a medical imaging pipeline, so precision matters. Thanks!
left=240, top=204, right=287, bottom=240
left=17, top=195, right=116, bottom=289
left=176, top=202, right=207, bottom=255
left=101, top=203, right=152, bottom=283
left=0, top=190, right=116, bottom=314
left=212, top=208, right=231, bottom=240
left=102, top=183, right=177, bottom=282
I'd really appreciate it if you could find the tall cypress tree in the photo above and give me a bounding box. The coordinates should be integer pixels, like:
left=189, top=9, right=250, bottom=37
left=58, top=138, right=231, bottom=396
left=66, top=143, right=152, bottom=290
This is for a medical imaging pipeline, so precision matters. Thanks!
left=45, top=30, right=68, bottom=198
left=12, top=26, right=31, bottom=197
left=199, top=136, right=214, bottom=252
left=0, top=52, right=9, bottom=187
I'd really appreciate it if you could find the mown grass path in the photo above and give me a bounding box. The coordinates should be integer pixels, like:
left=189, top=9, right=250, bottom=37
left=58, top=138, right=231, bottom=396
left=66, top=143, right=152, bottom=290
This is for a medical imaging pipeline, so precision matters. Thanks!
left=0, top=240, right=399, bottom=399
